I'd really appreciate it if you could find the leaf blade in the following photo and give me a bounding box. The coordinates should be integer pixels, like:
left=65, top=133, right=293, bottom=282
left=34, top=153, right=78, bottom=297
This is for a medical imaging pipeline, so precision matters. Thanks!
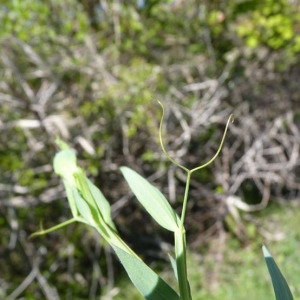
left=263, top=245, right=294, bottom=300
left=120, top=167, right=179, bottom=232
left=113, top=246, right=180, bottom=300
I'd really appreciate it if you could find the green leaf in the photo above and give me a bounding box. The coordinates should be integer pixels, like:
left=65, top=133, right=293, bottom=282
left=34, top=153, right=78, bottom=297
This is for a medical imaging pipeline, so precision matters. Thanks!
left=120, top=167, right=179, bottom=232
left=168, top=253, right=178, bottom=282
left=73, top=171, right=105, bottom=224
left=71, top=182, right=98, bottom=227
left=85, top=177, right=116, bottom=230
left=113, top=246, right=180, bottom=300
left=263, top=245, right=294, bottom=300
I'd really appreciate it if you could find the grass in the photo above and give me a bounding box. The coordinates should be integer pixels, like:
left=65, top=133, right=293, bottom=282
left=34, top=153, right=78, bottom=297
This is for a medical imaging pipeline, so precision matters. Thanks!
left=108, top=202, right=300, bottom=299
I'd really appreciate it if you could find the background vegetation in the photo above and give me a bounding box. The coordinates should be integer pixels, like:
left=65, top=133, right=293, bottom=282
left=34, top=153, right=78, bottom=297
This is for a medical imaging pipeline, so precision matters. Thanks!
left=1, top=0, right=300, bottom=299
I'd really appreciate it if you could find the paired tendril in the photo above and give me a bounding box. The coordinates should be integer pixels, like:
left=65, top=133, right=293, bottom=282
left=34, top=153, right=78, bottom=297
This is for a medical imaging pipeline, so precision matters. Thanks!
left=157, top=99, right=234, bottom=226
left=157, top=99, right=234, bottom=176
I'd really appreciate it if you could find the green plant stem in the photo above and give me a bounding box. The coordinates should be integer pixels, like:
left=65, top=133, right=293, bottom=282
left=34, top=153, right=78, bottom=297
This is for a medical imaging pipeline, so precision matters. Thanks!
left=175, top=227, right=190, bottom=300
left=180, top=172, right=191, bottom=227
left=174, top=172, right=192, bottom=300
left=30, top=217, right=79, bottom=238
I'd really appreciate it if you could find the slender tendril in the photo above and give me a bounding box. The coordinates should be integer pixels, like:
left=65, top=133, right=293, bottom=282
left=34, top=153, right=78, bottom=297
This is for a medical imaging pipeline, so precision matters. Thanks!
left=180, top=173, right=191, bottom=227
left=157, top=100, right=234, bottom=225
left=157, top=100, right=189, bottom=173
left=190, top=113, right=234, bottom=174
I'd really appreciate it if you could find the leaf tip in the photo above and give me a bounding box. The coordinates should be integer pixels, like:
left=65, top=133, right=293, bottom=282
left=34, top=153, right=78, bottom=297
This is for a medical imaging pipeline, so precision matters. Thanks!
left=262, top=245, right=271, bottom=257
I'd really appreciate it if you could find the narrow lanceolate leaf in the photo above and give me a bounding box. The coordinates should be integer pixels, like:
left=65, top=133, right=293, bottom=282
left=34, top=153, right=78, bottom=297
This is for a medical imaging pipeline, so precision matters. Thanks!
left=263, top=245, right=294, bottom=300
left=168, top=254, right=178, bottom=282
left=113, top=246, right=180, bottom=300
left=85, top=177, right=116, bottom=230
left=120, top=167, right=179, bottom=232
left=71, top=182, right=99, bottom=228
left=73, top=170, right=105, bottom=225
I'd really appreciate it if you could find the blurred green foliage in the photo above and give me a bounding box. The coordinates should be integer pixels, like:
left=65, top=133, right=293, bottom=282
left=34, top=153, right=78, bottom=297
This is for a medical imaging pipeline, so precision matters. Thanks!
left=235, top=0, right=300, bottom=52
left=0, top=0, right=89, bottom=41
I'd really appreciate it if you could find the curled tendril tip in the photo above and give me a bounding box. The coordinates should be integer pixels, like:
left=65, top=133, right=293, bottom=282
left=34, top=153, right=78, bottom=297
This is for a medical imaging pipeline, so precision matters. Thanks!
left=157, top=100, right=234, bottom=174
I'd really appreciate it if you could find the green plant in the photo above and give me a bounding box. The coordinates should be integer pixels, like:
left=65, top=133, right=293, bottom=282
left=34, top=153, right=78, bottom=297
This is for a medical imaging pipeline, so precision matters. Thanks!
left=235, top=0, right=300, bottom=52
left=0, top=0, right=89, bottom=41
left=31, top=103, right=293, bottom=299
left=263, top=245, right=293, bottom=300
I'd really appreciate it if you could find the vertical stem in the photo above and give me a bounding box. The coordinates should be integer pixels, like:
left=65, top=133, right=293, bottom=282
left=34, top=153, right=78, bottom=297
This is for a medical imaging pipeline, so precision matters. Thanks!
left=181, top=171, right=191, bottom=227
left=175, top=228, right=190, bottom=300
left=176, top=172, right=192, bottom=299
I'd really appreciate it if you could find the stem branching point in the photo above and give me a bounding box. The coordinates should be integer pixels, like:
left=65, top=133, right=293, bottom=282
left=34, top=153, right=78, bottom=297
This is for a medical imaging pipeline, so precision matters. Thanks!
left=157, top=100, right=234, bottom=229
